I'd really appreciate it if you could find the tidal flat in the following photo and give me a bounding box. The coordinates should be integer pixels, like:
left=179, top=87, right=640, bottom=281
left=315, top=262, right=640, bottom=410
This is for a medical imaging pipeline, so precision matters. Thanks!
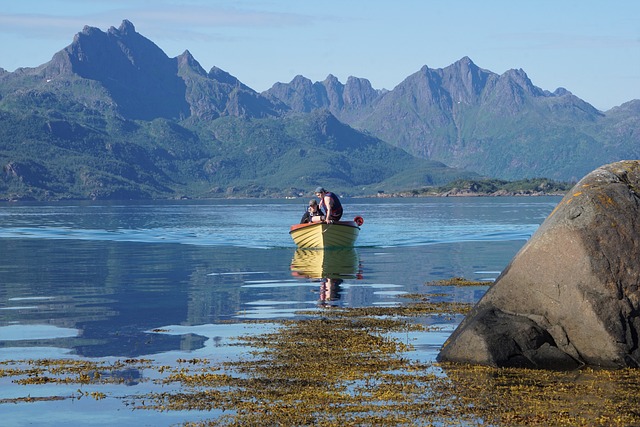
left=2, top=286, right=640, bottom=427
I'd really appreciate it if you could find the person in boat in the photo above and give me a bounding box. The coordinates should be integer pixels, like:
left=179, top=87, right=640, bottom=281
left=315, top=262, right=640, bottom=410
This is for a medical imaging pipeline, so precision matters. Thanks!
left=300, top=199, right=325, bottom=224
left=314, top=187, right=343, bottom=223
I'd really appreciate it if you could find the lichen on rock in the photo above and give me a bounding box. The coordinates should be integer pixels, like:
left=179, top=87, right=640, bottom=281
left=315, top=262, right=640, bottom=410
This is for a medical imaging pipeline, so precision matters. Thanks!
left=438, top=160, right=640, bottom=369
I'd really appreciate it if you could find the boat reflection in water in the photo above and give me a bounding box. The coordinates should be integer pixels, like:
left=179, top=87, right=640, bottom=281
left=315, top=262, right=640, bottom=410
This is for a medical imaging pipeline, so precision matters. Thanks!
left=290, top=248, right=362, bottom=306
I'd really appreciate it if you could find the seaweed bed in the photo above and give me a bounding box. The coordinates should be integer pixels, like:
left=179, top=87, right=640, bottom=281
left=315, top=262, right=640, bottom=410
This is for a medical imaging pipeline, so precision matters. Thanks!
left=2, top=279, right=640, bottom=426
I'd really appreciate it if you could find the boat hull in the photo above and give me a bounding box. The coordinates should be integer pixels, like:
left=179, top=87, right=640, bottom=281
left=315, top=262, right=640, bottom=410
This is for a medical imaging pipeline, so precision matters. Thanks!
left=289, top=221, right=360, bottom=248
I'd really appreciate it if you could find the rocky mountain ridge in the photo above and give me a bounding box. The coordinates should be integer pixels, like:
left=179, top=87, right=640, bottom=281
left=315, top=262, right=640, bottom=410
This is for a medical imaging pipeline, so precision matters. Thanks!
left=0, top=20, right=638, bottom=200
left=264, top=56, right=633, bottom=181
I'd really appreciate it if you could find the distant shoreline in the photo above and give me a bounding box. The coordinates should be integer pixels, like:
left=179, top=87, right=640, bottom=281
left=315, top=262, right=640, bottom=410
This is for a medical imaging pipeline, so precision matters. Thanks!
left=368, top=190, right=567, bottom=198
left=0, top=186, right=570, bottom=203
left=365, top=178, right=572, bottom=199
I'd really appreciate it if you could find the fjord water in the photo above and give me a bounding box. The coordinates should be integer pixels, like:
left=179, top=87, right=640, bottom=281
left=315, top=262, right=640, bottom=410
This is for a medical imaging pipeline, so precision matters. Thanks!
left=0, top=197, right=560, bottom=425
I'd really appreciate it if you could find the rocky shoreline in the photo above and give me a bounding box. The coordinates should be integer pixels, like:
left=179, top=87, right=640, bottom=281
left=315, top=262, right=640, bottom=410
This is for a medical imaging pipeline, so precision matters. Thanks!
left=373, top=189, right=567, bottom=198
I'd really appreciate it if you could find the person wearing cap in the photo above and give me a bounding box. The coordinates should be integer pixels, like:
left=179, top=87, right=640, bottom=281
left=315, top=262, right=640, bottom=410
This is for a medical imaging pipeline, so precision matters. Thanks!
left=300, top=199, right=325, bottom=223
left=314, top=187, right=343, bottom=224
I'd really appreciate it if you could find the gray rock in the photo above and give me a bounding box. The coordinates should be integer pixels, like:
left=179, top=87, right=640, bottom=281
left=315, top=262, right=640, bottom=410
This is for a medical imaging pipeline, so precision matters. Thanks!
left=438, top=160, right=640, bottom=369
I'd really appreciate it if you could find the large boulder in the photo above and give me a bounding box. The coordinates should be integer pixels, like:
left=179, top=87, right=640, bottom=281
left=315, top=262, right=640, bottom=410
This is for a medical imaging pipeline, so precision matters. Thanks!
left=438, top=160, right=640, bottom=370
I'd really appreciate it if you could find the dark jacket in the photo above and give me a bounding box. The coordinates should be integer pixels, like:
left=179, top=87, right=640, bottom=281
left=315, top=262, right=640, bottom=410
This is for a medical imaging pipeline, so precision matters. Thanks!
left=300, top=206, right=325, bottom=224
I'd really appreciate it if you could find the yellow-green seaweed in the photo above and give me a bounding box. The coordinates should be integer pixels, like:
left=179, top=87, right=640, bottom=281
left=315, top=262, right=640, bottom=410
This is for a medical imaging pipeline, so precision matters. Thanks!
left=2, top=296, right=640, bottom=426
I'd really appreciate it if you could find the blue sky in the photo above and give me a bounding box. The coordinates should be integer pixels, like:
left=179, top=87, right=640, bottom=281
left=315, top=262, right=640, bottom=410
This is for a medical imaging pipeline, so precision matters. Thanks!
left=0, top=0, right=638, bottom=111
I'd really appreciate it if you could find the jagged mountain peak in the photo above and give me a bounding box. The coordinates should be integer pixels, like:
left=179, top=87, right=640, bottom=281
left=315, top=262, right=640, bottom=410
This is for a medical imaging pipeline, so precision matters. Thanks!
left=442, top=56, right=481, bottom=74
left=553, top=87, right=572, bottom=96
left=74, top=20, right=160, bottom=65
left=323, top=74, right=342, bottom=90
left=343, top=76, right=378, bottom=108
left=324, top=74, right=340, bottom=83
left=69, top=20, right=171, bottom=72
left=398, top=57, right=488, bottom=86
left=177, top=50, right=206, bottom=75
left=503, top=67, right=529, bottom=81
left=26, top=20, right=282, bottom=121
left=291, top=74, right=314, bottom=86
left=456, top=55, right=475, bottom=66
left=58, top=20, right=189, bottom=120
left=440, top=57, right=493, bottom=101
left=345, top=75, right=372, bottom=85
left=112, top=19, right=136, bottom=35
left=79, top=25, right=101, bottom=38
left=444, top=57, right=488, bottom=77
left=497, top=68, right=545, bottom=98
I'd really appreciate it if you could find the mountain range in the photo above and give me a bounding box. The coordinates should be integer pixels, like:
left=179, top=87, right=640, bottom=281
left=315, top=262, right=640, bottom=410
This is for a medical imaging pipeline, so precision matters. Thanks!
left=264, top=59, right=640, bottom=182
left=0, top=19, right=638, bottom=200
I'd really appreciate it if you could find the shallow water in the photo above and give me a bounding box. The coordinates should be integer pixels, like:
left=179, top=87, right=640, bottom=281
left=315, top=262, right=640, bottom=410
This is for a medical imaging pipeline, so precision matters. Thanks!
left=0, top=196, right=560, bottom=425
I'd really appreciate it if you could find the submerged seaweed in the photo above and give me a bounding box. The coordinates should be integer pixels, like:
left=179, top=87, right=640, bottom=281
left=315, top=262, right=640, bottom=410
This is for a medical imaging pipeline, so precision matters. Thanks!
left=2, top=292, right=640, bottom=426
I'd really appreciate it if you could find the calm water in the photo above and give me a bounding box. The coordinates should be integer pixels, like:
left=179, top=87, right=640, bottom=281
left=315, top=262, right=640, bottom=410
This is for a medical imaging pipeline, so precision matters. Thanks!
left=0, top=197, right=560, bottom=426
